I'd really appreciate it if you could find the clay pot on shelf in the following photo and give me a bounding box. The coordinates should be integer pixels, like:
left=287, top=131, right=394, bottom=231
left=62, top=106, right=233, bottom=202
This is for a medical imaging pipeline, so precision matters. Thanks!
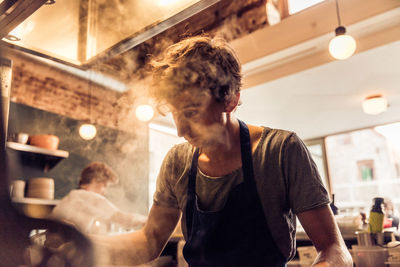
left=29, top=134, right=59, bottom=150
left=27, top=178, right=55, bottom=200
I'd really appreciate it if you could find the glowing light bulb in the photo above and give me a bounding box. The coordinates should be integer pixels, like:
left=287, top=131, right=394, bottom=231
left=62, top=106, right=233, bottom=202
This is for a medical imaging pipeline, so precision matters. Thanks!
left=79, top=123, right=97, bottom=140
left=362, top=95, right=388, bottom=115
left=135, top=104, right=154, bottom=122
left=329, top=27, right=356, bottom=60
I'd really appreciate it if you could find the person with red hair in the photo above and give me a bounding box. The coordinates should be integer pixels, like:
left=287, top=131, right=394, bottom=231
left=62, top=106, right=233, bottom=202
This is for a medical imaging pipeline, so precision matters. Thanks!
left=50, top=162, right=146, bottom=234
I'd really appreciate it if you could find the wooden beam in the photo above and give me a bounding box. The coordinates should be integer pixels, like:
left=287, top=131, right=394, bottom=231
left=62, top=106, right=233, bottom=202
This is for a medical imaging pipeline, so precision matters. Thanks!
left=242, top=23, right=400, bottom=89
left=231, top=0, right=400, bottom=64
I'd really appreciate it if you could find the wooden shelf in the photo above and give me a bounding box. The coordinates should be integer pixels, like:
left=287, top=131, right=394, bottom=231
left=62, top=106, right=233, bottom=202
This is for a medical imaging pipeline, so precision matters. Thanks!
left=12, top=197, right=60, bottom=219
left=12, top=197, right=60, bottom=206
left=6, top=142, right=69, bottom=158
left=6, top=141, right=69, bottom=171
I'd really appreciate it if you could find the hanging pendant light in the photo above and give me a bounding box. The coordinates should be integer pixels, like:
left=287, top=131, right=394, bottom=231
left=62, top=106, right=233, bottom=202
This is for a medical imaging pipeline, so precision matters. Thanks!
left=79, top=76, right=97, bottom=140
left=329, top=0, right=356, bottom=60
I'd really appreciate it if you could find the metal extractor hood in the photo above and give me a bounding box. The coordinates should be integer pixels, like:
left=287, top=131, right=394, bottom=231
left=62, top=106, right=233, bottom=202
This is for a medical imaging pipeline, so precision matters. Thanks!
left=0, top=0, right=219, bottom=68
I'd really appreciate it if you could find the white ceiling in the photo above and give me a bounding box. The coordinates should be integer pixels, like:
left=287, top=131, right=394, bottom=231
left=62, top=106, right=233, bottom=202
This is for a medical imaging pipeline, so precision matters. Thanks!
left=151, top=2, right=400, bottom=141
left=236, top=40, right=400, bottom=140
left=152, top=41, right=400, bottom=141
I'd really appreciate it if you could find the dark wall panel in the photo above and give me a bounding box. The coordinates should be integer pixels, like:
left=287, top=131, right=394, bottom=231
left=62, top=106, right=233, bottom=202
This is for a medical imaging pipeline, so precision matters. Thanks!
left=7, top=102, right=149, bottom=214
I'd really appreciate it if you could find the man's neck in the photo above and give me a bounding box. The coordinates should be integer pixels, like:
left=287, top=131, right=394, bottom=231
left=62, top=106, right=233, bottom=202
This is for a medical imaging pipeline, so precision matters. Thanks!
left=200, top=116, right=240, bottom=159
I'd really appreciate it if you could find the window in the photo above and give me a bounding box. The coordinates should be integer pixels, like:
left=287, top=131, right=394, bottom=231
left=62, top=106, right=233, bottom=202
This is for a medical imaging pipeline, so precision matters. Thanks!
left=324, top=122, right=400, bottom=213
left=305, top=139, right=330, bottom=194
left=288, top=0, right=325, bottom=15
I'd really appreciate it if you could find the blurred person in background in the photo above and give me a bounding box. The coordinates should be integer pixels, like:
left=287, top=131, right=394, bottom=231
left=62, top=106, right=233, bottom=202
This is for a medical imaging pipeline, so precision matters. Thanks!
left=49, top=161, right=147, bottom=234
left=93, top=36, right=352, bottom=266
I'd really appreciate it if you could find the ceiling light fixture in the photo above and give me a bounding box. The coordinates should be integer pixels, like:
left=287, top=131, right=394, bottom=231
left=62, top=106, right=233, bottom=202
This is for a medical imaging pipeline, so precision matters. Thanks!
left=362, top=94, right=388, bottom=115
left=79, top=76, right=97, bottom=140
left=328, top=0, right=356, bottom=60
left=79, top=123, right=97, bottom=140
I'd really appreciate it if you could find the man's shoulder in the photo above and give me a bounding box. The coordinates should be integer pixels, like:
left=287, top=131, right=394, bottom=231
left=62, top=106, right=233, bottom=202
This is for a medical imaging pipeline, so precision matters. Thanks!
left=260, top=126, right=295, bottom=145
left=165, top=142, right=193, bottom=162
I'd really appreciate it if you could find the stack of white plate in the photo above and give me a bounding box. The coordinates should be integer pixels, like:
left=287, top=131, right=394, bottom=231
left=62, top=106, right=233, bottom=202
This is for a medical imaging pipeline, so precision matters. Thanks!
left=27, top=178, right=54, bottom=200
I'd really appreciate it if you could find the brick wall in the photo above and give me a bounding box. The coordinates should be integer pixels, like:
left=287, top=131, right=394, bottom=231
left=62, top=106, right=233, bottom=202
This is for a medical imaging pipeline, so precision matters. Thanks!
left=3, top=48, right=150, bottom=213
left=5, top=48, right=142, bottom=134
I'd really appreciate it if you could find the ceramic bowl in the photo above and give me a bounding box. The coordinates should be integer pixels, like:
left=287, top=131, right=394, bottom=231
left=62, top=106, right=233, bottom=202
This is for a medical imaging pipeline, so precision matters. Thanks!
left=29, top=134, right=59, bottom=150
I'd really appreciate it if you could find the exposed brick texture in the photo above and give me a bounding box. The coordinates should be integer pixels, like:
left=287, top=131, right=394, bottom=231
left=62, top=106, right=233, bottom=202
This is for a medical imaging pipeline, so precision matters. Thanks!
left=5, top=49, right=143, bottom=133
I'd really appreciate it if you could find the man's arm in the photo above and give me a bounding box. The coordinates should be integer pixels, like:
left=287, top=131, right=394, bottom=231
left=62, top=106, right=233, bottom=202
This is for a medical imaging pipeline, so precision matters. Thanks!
left=110, top=210, right=148, bottom=229
left=297, top=205, right=353, bottom=267
left=92, top=204, right=181, bottom=266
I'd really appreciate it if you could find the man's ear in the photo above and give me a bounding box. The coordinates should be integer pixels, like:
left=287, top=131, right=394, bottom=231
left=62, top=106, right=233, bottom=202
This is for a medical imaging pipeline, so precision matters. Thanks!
left=225, top=92, right=240, bottom=113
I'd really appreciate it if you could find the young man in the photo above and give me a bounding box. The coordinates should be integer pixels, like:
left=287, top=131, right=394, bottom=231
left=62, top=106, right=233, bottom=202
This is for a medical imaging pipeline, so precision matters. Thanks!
left=50, top=162, right=147, bottom=234
left=95, top=36, right=353, bottom=266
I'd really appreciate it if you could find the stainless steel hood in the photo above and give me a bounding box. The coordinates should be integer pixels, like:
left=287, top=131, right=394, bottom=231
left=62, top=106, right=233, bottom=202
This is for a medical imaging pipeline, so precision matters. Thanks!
left=0, top=0, right=219, bottom=68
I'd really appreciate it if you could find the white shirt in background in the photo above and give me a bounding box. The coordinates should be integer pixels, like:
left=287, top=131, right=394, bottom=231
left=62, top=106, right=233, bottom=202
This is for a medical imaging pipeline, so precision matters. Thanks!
left=50, top=189, right=147, bottom=234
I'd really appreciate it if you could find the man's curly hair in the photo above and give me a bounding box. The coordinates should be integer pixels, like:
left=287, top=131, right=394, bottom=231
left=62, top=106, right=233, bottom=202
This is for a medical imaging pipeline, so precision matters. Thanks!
left=150, top=36, right=242, bottom=111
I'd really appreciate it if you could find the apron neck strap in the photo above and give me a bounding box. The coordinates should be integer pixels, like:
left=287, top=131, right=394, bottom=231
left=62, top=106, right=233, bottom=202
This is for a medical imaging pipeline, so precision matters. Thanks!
left=188, top=120, right=254, bottom=192
left=188, top=148, right=200, bottom=195
left=238, top=120, right=255, bottom=181
left=186, top=120, right=255, bottom=234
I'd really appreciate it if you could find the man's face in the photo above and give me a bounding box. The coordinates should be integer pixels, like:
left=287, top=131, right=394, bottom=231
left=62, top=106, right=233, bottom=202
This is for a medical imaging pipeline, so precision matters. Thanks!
left=168, top=90, right=226, bottom=148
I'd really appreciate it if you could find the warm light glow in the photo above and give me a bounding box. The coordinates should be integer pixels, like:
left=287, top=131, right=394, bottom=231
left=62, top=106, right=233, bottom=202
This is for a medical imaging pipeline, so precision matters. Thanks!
left=265, top=2, right=281, bottom=26
left=157, top=0, right=181, bottom=6
left=136, top=104, right=154, bottom=122
left=79, top=123, right=97, bottom=140
left=329, top=34, right=356, bottom=60
left=6, top=21, right=35, bottom=41
left=362, top=95, right=388, bottom=115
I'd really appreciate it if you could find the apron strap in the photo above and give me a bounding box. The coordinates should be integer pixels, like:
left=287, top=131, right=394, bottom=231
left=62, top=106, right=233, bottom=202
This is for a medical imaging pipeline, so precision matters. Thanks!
left=238, top=120, right=254, bottom=181
left=186, top=120, right=255, bottom=235
left=238, top=120, right=263, bottom=207
left=186, top=148, right=199, bottom=235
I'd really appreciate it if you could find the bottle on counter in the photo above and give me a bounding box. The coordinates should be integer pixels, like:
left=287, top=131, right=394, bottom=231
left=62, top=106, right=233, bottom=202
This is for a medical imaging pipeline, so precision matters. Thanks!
left=329, top=194, right=339, bottom=215
left=368, top=197, right=385, bottom=234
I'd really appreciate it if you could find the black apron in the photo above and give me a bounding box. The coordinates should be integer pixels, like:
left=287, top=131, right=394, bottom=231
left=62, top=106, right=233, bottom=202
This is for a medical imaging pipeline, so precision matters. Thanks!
left=183, top=120, right=286, bottom=267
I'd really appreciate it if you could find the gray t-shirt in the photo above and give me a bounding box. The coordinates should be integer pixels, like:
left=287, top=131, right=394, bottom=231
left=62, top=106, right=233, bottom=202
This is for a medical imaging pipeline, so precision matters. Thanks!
left=153, top=127, right=330, bottom=260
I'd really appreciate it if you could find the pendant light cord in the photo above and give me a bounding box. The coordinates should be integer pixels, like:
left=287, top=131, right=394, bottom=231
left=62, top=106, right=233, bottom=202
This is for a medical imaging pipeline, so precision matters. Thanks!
left=88, top=72, right=92, bottom=123
left=335, top=0, right=341, bottom=26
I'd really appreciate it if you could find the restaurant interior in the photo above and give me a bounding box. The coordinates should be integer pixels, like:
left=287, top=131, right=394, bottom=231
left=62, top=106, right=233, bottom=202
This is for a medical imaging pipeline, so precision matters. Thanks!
left=1, top=0, right=400, bottom=266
